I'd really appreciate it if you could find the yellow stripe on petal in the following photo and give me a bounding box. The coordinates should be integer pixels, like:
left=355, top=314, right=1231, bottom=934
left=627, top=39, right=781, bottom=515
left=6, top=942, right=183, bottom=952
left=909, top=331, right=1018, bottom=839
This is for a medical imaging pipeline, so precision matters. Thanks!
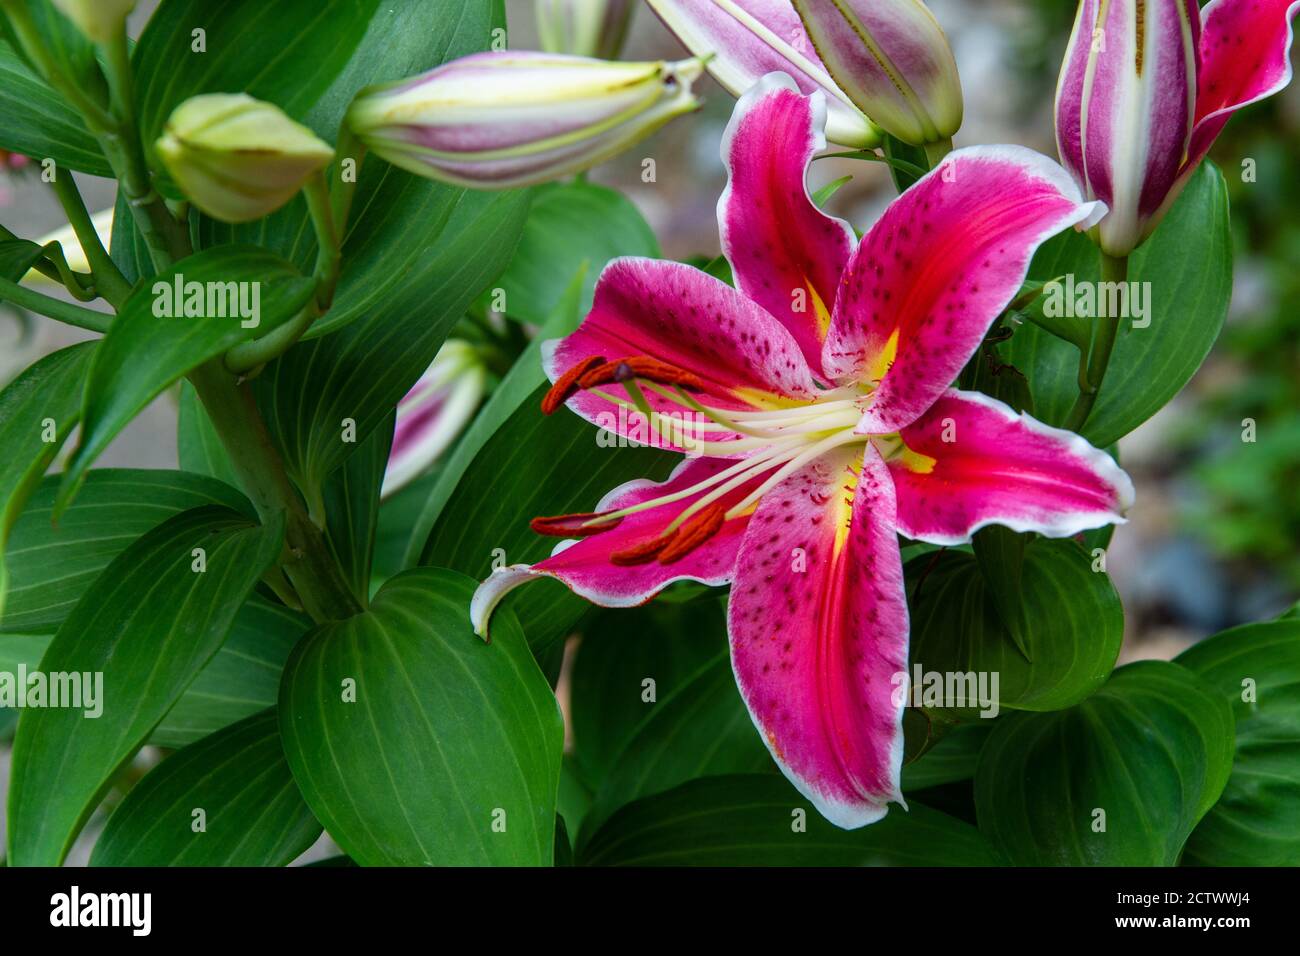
left=867, top=327, right=900, bottom=384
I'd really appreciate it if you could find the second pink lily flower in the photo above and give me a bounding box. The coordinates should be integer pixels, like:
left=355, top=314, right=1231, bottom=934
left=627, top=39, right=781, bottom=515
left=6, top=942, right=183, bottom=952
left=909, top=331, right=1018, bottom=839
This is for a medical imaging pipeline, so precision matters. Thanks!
left=473, top=75, right=1133, bottom=828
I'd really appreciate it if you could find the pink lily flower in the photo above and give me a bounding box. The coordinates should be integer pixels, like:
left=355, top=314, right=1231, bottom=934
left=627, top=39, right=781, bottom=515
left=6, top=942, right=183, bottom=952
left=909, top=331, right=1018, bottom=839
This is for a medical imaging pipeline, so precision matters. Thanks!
left=471, top=75, right=1134, bottom=828
left=1056, top=0, right=1300, bottom=256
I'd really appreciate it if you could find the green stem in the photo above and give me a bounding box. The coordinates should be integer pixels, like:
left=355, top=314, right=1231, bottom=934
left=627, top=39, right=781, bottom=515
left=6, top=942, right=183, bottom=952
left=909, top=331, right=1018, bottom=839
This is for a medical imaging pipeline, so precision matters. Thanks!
left=187, top=361, right=361, bottom=623
left=48, top=172, right=132, bottom=308
left=0, top=275, right=110, bottom=332
left=223, top=173, right=340, bottom=373
left=923, top=137, right=954, bottom=170
left=1063, top=252, right=1129, bottom=433
left=329, top=123, right=365, bottom=240
left=38, top=242, right=97, bottom=301
left=2, top=1, right=113, bottom=129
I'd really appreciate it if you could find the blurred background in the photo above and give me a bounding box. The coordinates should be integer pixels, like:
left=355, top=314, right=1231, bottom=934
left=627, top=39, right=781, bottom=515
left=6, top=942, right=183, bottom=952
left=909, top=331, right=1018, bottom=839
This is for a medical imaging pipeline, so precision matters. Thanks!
left=1, top=0, right=1297, bottom=857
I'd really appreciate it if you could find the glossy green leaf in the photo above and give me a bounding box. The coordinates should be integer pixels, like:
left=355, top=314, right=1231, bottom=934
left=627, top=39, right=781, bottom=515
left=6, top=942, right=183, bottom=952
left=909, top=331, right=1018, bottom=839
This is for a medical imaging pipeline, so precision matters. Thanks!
left=578, top=649, right=775, bottom=848
left=579, top=775, right=1002, bottom=866
left=1005, top=161, right=1232, bottom=448
left=58, top=245, right=315, bottom=511
left=0, top=37, right=110, bottom=175
left=320, top=411, right=392, bottom=603
left=570, top=600, right=725, bottom=788
left=6, top=505, right=284, bottom=865
left=0, top=1, right=104, bottom=109
left=0, top=238, right=46, bottom=280
left=176, top=382, right=241, bottom=488
left=974, top=661, right=1235, bottom=866
left=1, top=596, right=309, bottom=750
left=278, top=568, right=563, bottom=866
left=901, top=721, right=996, bottom=792
left=90, top=709, right=321, bottom=867
left=1, top=468, right=246, bottom=633
left=131, top=0, right=379, bottom=184
left=253, top=187, right=528, bottom=506
left=1177, top=620, right=1300, bottom=866
left=0, top=342, right=94, bottom=617
left=496, top=180, right=659, bottom=326
left=906, top=538, right=1123, bottom=714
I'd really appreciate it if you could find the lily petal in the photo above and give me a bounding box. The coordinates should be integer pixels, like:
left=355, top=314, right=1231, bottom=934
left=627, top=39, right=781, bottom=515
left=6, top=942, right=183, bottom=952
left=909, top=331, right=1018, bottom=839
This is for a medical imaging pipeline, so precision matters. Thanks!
left=644, top=0, right=882, bottom=147
left=719, top=73, right=856, bottom=375
left=543, top=257, right=820, bottom=454
left=1187, top=0, right=1300, bottom=172
left=729, top=443, right=908, bottom=829
left=888, top=389, right=1135, bottom=545
left=822, top=145, right=1105, bottom=434
left=471, top=457, right=764, bottom=637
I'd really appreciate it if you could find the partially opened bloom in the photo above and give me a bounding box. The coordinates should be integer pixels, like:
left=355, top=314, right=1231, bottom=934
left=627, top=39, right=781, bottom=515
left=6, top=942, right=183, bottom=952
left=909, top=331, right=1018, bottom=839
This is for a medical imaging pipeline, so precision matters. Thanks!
left=1057, top=0, right=1300, bottom=256
left=472, top=75, right=1134, bottom=828
left=382, top=340, right=487, bottom=499
left=792, top=0, right=962, bottom=147
left=645, top=0, right=882, bottom=147
left=346, top=52, right=703, bottom=189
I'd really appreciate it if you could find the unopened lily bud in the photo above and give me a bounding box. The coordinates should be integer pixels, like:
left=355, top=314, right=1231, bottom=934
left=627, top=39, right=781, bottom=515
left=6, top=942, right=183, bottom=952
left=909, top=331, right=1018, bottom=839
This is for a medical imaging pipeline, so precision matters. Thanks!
left=645, top=0, right=881, bottom=149
left=155, top=93, right=334, bottom=223
left=383, top=340, right=487, bottom=499
left=792, top=0, right=962, bottom=147
left=50, top=0, right=135, bottom=43
left=345, top=52, right=703, bottom=189
left=1055, top=0, right=1199, bottom=256
left=536, top=0, right=635, bottom=59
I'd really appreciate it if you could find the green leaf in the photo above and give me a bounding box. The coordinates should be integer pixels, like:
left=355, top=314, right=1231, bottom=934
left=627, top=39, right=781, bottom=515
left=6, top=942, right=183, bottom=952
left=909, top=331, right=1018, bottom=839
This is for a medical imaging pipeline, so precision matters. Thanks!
left=0, top=37, right=110, bottom=175
left=0, top=238, right=46, bottom=279
left=278, top=567, right=563, bottom=866
left=253, top=187, right=528, bottom=506
left=176, top=382, right=241, bottom=488
left=90, top=709, right=321, bottom=867
left=1, top=468, right=247, bottom=633
left=1177, top=619, right=1300, bottom=866
left=151, top=596, right=309, bottom=748
left=901, top=721, right=996, bottom=791
left=577, top=648, right=776, bottom=848
left=578, top=775, right=1002, bottom=866
left=0, top=596, right=310, bottom=749
left=906, top=538, right=1123, bottom=714
left=57, top=245, right=315, bottom=511
left=1, top=0, right=104, bottom=108
left=496, top=180, right=659, bottom=326
left=320, top=411, right=392, bottom=603
left=570, top=600, right=725, bottom=789
left=131, top=0, right=380, bottom=184
left=0, top=342, right=94, bottom=617
left=6, top=505, right=284, bottom=865
left=417, top=380, right=676, bottom=651
left=974, top=661, right=1235, bottom=866
left=1005, top=161, right=1233, bottom=448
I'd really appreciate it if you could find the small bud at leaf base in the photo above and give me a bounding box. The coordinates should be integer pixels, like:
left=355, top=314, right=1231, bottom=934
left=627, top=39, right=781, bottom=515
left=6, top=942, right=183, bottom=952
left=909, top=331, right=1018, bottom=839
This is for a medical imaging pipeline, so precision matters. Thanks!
left=535, top=0, right=636, bottom=59
left=345, top=51, right=704, bottom=190
left=51, top=0, right=135, bottom=43
left=155, top=93, right=334, bottom=223
left=792, top=0, right=963, bottom=147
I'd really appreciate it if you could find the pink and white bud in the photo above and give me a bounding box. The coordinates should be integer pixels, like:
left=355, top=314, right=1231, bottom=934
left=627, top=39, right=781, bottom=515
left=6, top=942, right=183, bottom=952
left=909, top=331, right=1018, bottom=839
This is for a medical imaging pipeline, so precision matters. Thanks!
left=536, top=0, right=635, bottom=59
left=644, top=0, right=882, bottom=148
left=1055, top=0, right=1199, bottom=256
left=792, top=0, right=962, bottom=146
left=346, top=52, right=703, bottom=190
left=382, top=341, right=487, bottom=499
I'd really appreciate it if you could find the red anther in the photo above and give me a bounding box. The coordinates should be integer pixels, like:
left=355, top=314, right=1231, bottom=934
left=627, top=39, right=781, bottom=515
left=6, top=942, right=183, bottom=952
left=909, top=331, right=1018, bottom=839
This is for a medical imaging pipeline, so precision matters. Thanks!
left=611, top=532, right=676, bottom=566
left=541, top=355, right=606, bottom=415
left=577, top=356, right=707, bottom=392
left=530, top=511, right=621, bottom=537
left=657, top=504, right=726, bottom=564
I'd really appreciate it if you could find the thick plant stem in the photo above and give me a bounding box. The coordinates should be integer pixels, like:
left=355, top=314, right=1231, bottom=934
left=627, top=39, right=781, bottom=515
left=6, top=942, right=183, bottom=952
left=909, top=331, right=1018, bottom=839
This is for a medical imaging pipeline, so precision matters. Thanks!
left=188, top=361, right=362, bottom=623
left=1063, top=252, right=1129, bottom=433
left=923, top=137, right=953, bottom=170
left=48, top=172, right=132, bottom=308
